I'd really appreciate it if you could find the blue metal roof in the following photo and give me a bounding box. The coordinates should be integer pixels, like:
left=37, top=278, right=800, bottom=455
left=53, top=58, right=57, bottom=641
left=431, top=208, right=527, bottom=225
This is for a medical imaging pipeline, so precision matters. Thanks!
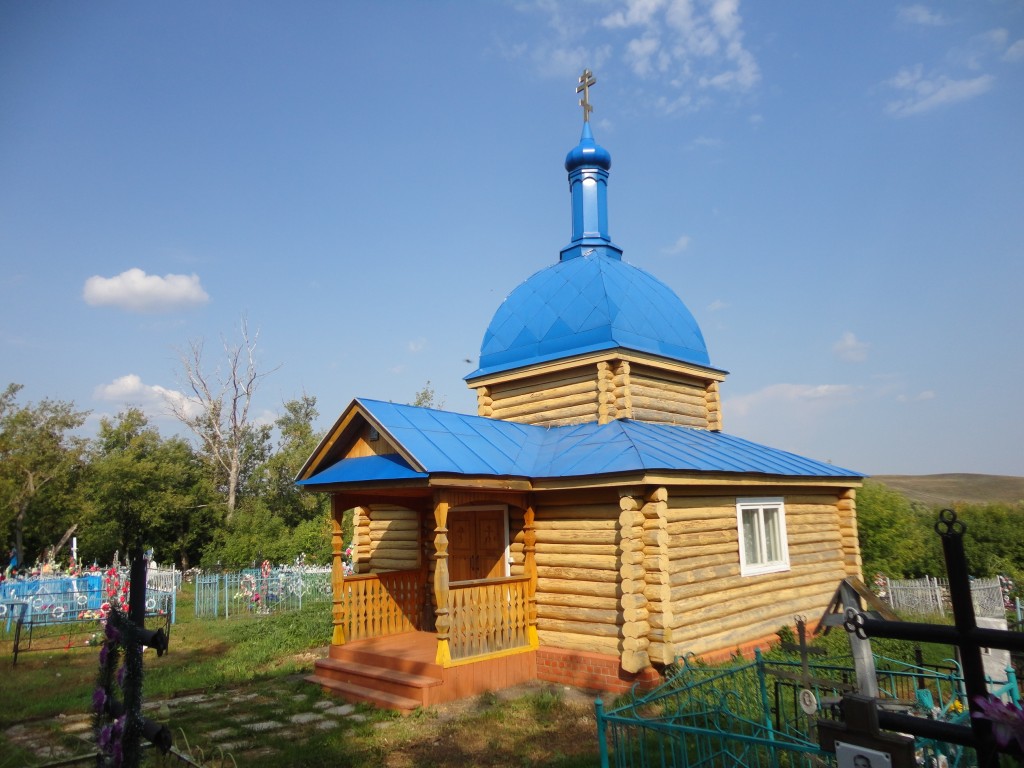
left=467, top=254, right=711, bottom=379
left=298, top=400, right=862, bottom=487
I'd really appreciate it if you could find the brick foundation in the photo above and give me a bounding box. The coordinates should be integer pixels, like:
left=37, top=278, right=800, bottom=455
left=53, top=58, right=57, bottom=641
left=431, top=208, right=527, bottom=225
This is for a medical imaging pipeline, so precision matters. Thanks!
left=535, top=647, right=661, bottom=695
left=536, top=631, right=781, bottom=696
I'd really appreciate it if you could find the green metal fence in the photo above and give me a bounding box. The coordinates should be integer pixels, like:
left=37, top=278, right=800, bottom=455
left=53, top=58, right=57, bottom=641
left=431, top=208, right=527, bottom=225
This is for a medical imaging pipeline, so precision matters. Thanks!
left=595, top=650, right=1020, bottom=768
left=596, top=652, right=831, bottom=768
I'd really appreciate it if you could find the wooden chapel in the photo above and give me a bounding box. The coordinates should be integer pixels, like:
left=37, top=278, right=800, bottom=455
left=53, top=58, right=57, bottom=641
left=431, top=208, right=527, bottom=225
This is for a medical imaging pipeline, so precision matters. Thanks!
left=297, top=71, right=864, bottom=711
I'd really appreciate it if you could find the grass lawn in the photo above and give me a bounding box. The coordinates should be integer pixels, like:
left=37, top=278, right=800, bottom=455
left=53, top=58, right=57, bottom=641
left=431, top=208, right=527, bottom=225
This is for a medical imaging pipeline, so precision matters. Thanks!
left=0, top=585, right=603, bottom=767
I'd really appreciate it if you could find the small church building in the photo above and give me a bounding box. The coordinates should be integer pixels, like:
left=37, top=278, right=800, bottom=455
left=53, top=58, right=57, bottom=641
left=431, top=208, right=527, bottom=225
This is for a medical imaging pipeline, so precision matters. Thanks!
left=297, top=72, right=864, bottom=711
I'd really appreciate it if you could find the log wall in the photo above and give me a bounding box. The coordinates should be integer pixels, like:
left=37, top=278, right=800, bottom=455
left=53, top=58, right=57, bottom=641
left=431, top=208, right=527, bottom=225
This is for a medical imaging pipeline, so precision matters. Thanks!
left=362, top=505, right=420, bottom=573
left=473, top=358, right=723, bottom=429
left=627, top=365, right=712, bottom=429
left=837, top=488, right=862, bottom=579
left=532, top=491, right=623, bottom=656
left=654, top=491, right=848, bottom=660
left=481, top=368, right=600, bottom=426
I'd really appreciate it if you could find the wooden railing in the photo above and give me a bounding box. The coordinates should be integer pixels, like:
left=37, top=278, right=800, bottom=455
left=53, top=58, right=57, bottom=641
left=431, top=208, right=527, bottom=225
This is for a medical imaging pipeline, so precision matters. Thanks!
left=338, top=570, right=423, bottom=642
left=447, top=576, right=532, bottom=661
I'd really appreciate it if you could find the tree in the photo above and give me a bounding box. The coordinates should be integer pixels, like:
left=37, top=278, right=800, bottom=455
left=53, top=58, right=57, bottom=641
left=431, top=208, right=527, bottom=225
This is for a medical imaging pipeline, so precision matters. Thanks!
left=412, top=381, right=445, bottom=409
left=0, top=383, right=89, bottom=567
left=247, top=395, right=327, bottom=527
left=856, top=481, right=933, bottom=578
left=84, top=409, right=217, bottom=568
left=168, top=319, right=276, bottom=521
left=204, top=395, right=330, bottom=567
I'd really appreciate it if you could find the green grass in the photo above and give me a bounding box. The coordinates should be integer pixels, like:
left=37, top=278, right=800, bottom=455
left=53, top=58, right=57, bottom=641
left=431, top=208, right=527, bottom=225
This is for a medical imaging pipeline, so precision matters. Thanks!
left=0, top=585, right=603, bottom=767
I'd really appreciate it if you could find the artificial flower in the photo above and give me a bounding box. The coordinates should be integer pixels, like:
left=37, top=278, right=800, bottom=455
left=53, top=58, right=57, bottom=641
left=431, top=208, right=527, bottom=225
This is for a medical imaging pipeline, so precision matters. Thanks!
left=972, top=696, right=1024, bottom=752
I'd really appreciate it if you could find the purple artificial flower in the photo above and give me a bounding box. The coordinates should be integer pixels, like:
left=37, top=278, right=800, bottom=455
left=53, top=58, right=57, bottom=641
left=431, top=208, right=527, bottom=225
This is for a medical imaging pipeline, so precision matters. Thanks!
left=116, top=664, right=126, bottom=689
left=972, top=696, right=1024, bottom=751
left=104, top=621, right=121, bottom=643
left=92, top=687, right=107, bottom=714
left=98, top=725, right=113, bottom=750
left=98, top=642, right=110, bottom=667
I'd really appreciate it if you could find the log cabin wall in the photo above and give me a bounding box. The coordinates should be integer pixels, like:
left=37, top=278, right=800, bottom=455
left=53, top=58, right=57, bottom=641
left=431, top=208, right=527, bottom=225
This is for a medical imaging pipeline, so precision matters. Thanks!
left=479, top=367, right=600, bottom=426
left=626, top=364, right=713, bottom=429
left=363, top=505, right=420, bottom=573
left=837, top=489, right=863, bottom=580
left=473, top=357, right=723, bottom=430
left=655, top=488, right=850, bottom=661
left=532, top=490, right=623, bottom=656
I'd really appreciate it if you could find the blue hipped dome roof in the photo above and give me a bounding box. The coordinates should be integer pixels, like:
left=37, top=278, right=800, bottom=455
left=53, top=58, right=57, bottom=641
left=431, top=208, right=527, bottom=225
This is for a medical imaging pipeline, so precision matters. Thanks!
left=468, top=253, right=710, bottom=378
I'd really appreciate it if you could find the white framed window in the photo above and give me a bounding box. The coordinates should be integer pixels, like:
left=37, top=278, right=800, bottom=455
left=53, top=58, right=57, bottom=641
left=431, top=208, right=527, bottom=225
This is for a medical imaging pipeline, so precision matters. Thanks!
left=736, top=497, right=790, bottom=576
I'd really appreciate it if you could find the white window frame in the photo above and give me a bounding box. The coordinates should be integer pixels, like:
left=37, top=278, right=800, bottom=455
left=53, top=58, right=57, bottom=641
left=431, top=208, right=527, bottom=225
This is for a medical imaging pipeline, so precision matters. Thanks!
left=736, top=497, right=790, bottom=577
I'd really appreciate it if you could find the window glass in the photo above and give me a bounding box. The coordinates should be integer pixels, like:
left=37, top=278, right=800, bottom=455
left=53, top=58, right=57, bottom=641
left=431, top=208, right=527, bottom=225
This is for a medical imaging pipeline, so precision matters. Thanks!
left=737, top=499, right=789, bottom=576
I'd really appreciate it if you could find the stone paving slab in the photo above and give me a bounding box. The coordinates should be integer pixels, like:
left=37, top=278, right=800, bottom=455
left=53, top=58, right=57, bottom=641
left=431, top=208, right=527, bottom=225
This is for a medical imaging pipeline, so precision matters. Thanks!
left=8, top=680, right=376, bottom=763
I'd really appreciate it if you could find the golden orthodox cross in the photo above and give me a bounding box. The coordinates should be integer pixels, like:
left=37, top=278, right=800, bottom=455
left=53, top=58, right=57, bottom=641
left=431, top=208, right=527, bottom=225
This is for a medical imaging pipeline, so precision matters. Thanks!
left=577, top=69, right=596, bottom=122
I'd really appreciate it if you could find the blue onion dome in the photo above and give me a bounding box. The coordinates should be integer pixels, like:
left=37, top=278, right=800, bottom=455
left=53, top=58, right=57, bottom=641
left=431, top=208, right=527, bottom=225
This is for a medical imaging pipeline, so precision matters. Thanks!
left=467, top=254, right=710, bottom=379
left=565, top=122, right=611, bottom=172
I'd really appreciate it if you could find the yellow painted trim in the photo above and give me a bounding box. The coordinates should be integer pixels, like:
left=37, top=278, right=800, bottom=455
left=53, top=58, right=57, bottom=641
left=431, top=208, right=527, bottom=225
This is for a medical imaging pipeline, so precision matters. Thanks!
left=445, top=643, right=535, bottom=668
left=435, top=638, right=452, bottom=667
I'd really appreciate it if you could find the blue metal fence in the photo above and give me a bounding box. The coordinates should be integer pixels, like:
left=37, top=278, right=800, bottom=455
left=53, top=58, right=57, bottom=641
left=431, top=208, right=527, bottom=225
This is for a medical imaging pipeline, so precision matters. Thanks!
left=194, top=567, right=331, bottom=618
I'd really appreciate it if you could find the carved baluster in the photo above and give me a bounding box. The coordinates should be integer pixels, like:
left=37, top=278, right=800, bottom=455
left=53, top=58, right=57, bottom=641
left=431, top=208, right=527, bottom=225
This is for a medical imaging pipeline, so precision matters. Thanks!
left=433, top=499, right=452, bottom=665
left=331, top=503, right=346, bottom=646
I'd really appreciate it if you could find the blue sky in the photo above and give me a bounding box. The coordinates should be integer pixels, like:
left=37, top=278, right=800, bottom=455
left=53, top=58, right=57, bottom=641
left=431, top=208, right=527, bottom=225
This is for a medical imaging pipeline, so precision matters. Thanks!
left=2, top=1, right=1022, bottom=477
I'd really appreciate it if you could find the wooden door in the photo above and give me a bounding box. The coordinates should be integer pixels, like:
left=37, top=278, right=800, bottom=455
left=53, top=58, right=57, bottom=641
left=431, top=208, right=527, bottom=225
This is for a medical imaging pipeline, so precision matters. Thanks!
left=447, top=509, right=507, bottom=582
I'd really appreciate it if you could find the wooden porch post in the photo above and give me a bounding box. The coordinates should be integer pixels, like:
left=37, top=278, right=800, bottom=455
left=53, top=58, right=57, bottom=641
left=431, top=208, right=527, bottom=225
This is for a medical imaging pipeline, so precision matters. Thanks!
left=524, top=500, right=539, bottom=649
left=433, top=497, right=452, bottom=666
left=330, top=498, right=347, bottom=646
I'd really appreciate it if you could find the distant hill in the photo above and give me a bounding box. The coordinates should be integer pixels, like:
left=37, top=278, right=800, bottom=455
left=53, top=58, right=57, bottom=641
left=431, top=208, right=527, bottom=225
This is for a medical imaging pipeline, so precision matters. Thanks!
left=871, top=473, right=1024, bottom=507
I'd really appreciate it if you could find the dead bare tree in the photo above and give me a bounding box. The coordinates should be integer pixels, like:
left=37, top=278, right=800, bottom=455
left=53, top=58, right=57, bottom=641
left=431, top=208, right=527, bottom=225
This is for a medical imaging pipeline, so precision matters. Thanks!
left=168, top=319, right=277, bottom=521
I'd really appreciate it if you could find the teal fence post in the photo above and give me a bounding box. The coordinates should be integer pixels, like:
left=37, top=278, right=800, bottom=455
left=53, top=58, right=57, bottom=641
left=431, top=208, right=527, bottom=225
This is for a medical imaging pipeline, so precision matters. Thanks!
left=755, top=648, right=781, bottom=768
left=224, top=574, right=229, bottom=619
left=595, top=698, right=609, bottom=768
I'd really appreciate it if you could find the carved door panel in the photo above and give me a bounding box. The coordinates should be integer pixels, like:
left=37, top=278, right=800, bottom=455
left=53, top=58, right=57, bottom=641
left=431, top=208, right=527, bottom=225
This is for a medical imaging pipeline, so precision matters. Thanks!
left=448, top=513, right=476, bottom=582
left=447, top=509, right=507, bottom=581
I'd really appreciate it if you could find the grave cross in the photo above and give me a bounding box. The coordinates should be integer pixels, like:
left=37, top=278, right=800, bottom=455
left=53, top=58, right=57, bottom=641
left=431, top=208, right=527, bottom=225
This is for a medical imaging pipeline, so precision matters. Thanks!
left=834, top=509, right=1024, bottom=767
left=577, top=69, right=596, bottom=122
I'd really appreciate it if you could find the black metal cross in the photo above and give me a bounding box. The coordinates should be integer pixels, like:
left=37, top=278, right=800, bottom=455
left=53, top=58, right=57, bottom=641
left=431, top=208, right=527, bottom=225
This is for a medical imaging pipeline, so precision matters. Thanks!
left=839, top=509, right=1024, bottom=767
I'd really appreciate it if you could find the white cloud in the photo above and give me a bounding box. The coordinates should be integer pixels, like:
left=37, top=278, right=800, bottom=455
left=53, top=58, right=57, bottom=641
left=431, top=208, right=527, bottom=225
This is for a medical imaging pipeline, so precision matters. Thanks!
left=898, top=390, right=937, bottom=403
left=884, top=65, right=994, bottom=117
left=897, top=5, right=947, bottom=27
left=83, top=268, right=209, bottom=313
left=690, top=135, right=723, bottom=149
left=708, top=299, right=729, bottom=312
left=727, top=383, right=859, bottom=418
left=513, top=0, right=759, bottom=112
left=602, top=0, right=666, bottom=30
left=950, top=29, right=1009, bottom=71
left=407, top=338, right=427, bottom=353
left=833, top=331, right=869, bottom=363
left=663, top=234, right=691, bottom=254
left=1005, top=39, right=1024, bottom=62
left=93, top=374, right=200, bottom=420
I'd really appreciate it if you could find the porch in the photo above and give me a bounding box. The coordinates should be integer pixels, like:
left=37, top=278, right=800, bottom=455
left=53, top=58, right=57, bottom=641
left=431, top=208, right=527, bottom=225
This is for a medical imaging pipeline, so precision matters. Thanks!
left=306, top=558, right=539, bottom=712
left=306, top=630, right=538, bottom=713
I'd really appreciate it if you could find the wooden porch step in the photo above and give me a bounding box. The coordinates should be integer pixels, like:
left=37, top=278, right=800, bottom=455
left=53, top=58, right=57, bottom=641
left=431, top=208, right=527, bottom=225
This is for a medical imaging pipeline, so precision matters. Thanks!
left=305, top=674, right=423, bottom=714
left=315, top=656, right=443, bottom=696
left=331, top=646, right=442, bottom=677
